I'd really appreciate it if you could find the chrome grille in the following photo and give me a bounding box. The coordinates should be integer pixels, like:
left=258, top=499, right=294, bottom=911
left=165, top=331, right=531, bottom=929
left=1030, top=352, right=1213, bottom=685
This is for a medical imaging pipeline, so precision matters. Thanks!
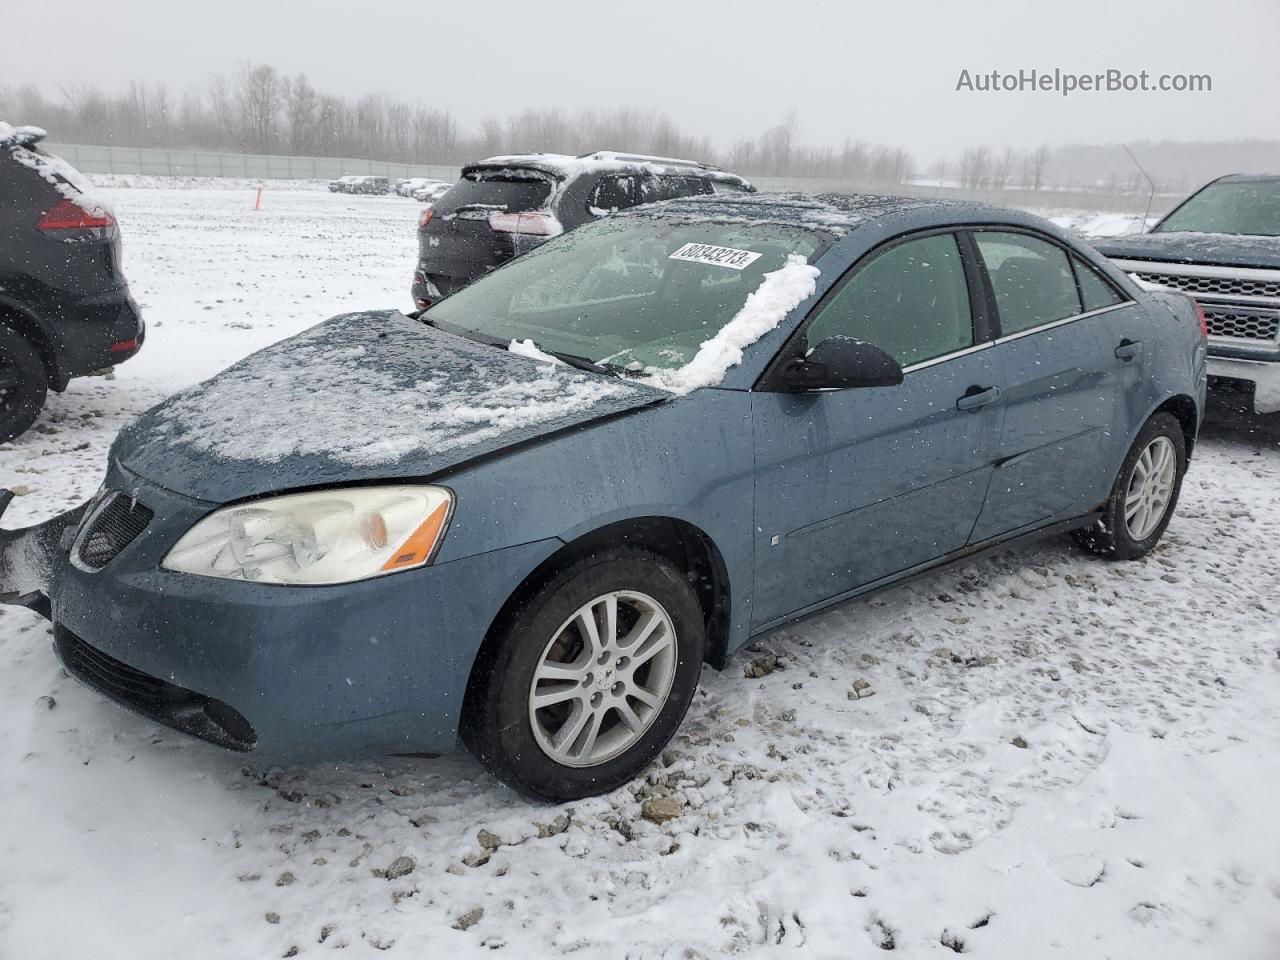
left=1133, top=271, right=1280, bottom=299
left=76, top=493, right=153, bottom=569
left=1201, top=309, right=1280, bottom=342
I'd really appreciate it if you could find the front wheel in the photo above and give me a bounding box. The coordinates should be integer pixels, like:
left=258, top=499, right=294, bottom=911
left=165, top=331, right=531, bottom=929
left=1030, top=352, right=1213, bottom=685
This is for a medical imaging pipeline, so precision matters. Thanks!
left=1073, top=412, right=1187, bottom=560
left=462, top=549, right=705, bottom=802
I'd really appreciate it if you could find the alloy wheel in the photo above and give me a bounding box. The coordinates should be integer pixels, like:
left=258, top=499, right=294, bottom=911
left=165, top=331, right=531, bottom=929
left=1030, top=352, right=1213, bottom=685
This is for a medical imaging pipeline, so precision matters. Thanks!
left=1124, top=436, right=1177, bottom=540
left=528, top=590, right=678, bottom=768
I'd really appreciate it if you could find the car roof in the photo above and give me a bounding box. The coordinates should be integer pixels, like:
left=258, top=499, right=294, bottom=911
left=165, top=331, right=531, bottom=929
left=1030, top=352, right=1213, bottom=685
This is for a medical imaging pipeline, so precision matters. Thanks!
left=463, top=151, right=753, bottom=189
left=618, top=191, right=1033, bottom=238
left=1209, top=173, right=1280, bottom=184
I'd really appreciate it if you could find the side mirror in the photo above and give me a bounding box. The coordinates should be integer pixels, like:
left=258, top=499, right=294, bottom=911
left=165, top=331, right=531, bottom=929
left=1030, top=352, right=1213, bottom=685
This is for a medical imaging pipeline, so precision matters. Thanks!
left=776, top=336, right=904, bottom=391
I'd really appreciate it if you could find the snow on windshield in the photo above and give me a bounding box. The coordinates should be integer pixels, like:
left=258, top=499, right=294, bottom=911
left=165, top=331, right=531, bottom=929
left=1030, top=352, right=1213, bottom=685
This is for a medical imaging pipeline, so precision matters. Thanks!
left=144, top=313, right=640, bottom=467
left=639, top=255, right=820, bottom=395
left=508, top=338, right=566, bottom=366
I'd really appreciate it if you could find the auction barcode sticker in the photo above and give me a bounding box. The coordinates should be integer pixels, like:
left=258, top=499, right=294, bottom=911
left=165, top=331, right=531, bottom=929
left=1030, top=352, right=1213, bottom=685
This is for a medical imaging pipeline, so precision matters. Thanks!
left=668, top=242, right=762, bottom=271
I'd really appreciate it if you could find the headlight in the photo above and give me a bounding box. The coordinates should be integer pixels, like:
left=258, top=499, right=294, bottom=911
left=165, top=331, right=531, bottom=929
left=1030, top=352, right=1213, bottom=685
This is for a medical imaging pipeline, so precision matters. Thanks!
left=162, top=485, right=453, bottom=585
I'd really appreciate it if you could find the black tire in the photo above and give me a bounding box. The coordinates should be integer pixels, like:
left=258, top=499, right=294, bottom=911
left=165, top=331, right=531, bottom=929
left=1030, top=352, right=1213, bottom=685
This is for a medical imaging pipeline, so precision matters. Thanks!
left=1072, top=412, right=1187, bottom=561
left=0, top=327, right=48, bottom=444
left=462, top=548, right=705, bottom=802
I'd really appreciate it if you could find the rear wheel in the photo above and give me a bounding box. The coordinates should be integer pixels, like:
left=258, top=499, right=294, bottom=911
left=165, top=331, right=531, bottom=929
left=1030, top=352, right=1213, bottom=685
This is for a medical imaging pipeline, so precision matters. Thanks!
left=0, top=327, right=47, bottom=444
left=1072, top=412, right=1187, bottom=560
left=462, top=548, right=704, bottom=802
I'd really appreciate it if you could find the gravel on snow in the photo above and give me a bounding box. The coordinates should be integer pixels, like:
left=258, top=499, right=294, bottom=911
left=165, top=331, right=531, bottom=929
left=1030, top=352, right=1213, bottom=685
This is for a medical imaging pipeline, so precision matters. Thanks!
left=0, top=185, right=1277, bottom=959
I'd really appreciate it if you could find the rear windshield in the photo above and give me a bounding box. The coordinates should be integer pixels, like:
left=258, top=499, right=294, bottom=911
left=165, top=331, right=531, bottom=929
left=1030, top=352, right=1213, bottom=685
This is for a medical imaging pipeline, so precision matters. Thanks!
left=432, top=170, right=555, bottom=216
left=1155, top=180, right=1280, bottom=237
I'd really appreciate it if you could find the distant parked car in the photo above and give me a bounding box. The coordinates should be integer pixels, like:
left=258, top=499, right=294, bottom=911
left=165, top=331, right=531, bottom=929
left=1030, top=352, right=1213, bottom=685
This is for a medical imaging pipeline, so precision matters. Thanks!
left=1, top=193, right=1205, bottom=801
left=354, top=176, right=390, bottom=196
left=0, top=123, right=144, bottom=442
left=411, top=151, right=754, bottom=308
left=412, top=181, right=452, bottom=204
left=328, top=175, right=361, bottom=193
left=396, top=177, right=449, bottom=198
left=1094, top=174, right=1280, bottom=414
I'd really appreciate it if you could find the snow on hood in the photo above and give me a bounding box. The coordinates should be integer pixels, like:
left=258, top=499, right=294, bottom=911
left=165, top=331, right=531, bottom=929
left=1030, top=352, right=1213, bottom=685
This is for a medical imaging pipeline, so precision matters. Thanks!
left=1092, top=231, right=1280, bottom=271
left=638, top=255, right=820, bottom=395
left=113, top=311, right=666, bottom=503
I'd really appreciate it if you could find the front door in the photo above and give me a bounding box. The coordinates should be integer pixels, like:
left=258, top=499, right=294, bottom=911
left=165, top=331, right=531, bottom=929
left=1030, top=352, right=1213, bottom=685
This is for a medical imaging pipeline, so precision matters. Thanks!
left=751, top=231, right=1003, bottom=628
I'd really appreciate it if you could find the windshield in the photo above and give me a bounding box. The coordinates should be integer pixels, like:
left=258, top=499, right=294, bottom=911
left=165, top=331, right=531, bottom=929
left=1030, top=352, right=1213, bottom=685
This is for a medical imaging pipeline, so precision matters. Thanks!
left=1155, top=180, right=1280, bottom=237
left=433, top=170, right=555, bottom=216
left=424, top=217, right=825, bottom=371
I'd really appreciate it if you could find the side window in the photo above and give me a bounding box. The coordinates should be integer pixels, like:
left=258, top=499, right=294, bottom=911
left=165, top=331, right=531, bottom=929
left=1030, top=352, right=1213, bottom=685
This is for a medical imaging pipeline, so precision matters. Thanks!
left=588, top=176, right=636, bottom=214
left=975, top=231, right=1083, bottom=335
left=804, top=233, right=974, bottom=369
left=1072, top=255, right=1126, bottom=311
left=638, top=176, right=712, bottom=204
left=710, top=179, right=751, bottom=194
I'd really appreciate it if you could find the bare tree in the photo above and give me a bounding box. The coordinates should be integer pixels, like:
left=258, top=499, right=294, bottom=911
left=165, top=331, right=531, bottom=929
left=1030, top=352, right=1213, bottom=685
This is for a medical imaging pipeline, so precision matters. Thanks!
left=1026, top=144, right=1052, bottom=190
left=284, top=74, right=319, bottom=154
left=236, top=63, right=281, bottom=153
left=991, top=146, right=1018, bottom=190
left=958, top=146, right=991, bottom=189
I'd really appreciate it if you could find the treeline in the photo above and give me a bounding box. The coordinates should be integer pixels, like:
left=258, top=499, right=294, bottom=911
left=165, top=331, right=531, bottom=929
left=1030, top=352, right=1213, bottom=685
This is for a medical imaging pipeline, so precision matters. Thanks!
left=0, top=65, right=917, bottom=182
left=10, top=65, right=1265, bottom=192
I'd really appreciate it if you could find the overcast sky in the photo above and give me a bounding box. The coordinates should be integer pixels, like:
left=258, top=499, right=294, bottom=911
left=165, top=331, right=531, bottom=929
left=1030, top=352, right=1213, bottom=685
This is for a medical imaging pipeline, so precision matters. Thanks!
left=2, top=0, right=1276, bottom=163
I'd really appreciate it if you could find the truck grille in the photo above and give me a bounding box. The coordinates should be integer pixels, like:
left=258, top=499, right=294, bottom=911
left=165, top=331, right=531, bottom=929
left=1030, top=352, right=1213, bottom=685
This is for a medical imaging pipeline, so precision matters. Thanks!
left=1200, top=309, right=1280, bottom=342
left=76, top=493, right=153, bottom=569
left=1132, top=271, right=1280, bottom=299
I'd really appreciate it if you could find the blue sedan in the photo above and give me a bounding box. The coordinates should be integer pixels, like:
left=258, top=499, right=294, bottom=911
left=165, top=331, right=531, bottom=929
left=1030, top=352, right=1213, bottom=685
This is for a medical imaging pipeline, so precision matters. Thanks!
left=0, top=193, right=1207, bottom=801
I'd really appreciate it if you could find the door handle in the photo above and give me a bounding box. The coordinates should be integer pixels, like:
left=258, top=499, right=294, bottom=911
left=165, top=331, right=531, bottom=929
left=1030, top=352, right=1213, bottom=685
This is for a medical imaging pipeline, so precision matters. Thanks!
left=956, top=385, right=1001, bottom=412
left=1115, top=339, right=1143, bottom=362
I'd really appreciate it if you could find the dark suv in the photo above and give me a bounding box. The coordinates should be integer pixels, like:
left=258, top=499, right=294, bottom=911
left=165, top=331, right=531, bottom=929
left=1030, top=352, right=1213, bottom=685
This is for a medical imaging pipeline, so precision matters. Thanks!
left=0, top=124, right=144, bottom=441
left=411, top=151, right=754, bottom=307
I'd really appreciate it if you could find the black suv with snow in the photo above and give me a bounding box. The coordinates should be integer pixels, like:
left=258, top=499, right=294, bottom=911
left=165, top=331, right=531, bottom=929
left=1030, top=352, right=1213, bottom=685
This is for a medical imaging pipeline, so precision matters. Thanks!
left=0, top=124, right=144, bottom=441
left=411, top=151, right=754, bottom=307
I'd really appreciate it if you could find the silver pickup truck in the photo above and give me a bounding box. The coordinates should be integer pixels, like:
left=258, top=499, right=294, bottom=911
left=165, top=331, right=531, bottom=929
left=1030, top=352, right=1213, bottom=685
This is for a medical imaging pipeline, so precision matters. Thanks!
left=1094, top=174, right=1280, bottom=414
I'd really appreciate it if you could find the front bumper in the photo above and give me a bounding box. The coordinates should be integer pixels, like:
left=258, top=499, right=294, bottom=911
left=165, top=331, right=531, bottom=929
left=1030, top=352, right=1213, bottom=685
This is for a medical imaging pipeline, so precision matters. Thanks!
left=1207, top=353, right=1280, bottom=413
left=0, top=468, right=560, bottom=761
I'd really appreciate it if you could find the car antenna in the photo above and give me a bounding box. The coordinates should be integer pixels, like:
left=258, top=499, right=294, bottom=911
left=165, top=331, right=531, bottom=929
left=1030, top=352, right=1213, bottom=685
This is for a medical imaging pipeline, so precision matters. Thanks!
left=1122, top=144, right=1157, bottom=233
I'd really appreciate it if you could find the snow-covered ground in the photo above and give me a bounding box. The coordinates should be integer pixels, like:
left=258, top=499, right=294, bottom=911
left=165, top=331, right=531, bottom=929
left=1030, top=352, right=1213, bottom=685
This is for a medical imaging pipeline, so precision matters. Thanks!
left=1, top=184, right=1278, bottom=959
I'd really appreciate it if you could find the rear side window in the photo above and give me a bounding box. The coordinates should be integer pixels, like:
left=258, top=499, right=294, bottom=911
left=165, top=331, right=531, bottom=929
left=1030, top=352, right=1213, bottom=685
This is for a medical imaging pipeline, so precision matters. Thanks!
left=589, top=176, right=637, bottom=213
left=804, top=233, right=974, bottom=368
left=975, top=231, right=1082, bottom=335
left=1072, top=255, right=1126, bottom=311
left=433, top=172, right=553, bottom=216
left=638, top=176, right=713, bottom=204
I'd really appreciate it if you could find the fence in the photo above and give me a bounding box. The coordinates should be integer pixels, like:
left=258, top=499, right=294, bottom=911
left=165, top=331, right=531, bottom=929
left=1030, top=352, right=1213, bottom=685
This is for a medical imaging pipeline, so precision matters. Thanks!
left=46, top=142, right=459, bottom=183
left=46, top=142, right=1177, bottom=215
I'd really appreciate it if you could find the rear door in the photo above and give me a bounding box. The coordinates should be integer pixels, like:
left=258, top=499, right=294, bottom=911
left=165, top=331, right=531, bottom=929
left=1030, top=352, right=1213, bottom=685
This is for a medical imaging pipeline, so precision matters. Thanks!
left=750, top=230, right=1003, bottom=627
left=968, top=228, right=1138, bottom=541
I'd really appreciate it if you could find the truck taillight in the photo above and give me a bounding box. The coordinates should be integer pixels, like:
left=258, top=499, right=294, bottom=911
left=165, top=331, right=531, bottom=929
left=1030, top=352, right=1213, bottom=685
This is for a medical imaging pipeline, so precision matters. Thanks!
left=488, top=212, right=562, bottom=237
left=418, top=208, right=434, bottom=228
left=1195, top=302, right=1209, bottom=340
left=36, top=197, right=115, bottom=238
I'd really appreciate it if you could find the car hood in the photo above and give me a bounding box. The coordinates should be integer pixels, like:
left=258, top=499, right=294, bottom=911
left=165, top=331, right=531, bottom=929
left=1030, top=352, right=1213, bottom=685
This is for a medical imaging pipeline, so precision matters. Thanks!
left=1091, top=231, right=1280, bottom=270
left=113, top=310, right=668, bottom=503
